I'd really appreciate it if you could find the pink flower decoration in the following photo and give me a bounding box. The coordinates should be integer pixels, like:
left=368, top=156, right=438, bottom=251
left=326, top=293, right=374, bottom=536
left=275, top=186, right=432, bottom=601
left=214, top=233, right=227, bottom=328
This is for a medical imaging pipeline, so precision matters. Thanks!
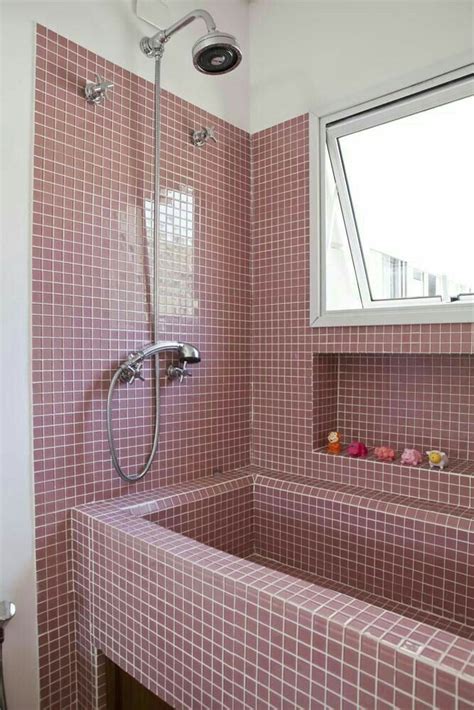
left=347, top=441, right=368, bottom=457
left=374, top=446, right=396, bottom=461
left=400, top=448, right=423, bottom=466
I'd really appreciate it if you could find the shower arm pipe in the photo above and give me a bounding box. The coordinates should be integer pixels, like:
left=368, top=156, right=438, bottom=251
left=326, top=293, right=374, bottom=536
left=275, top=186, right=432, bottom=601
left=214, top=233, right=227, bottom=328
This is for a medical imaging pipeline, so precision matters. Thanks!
left=147, top=9, right=216, bottom=50
left=136, top=53, right=164, bottom=482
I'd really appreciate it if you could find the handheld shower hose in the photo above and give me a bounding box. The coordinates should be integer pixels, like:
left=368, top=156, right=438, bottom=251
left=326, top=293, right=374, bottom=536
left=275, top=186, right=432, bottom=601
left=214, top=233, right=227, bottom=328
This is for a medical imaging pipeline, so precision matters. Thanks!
left=107, top=342, right=200, bottom=482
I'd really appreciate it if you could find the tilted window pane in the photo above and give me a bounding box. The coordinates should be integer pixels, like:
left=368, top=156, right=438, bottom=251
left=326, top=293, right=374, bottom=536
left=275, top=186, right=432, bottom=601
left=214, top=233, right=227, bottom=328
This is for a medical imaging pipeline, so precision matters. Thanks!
left=324, top=149, right=362, bottom=310
left=338, top=95, right=474, bottom=302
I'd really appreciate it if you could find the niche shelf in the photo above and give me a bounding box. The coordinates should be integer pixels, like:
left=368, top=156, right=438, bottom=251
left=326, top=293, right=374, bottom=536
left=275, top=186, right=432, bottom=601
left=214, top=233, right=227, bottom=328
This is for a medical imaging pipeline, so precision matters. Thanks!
left=312, top=353, right=474, bottom=477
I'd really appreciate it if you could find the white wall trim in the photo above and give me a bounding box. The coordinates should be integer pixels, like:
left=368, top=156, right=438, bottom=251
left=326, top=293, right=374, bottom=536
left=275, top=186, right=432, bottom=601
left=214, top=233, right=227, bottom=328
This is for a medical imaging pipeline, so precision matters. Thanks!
left=308, top=112, right=321, bottom=328
left=0, top=14, right=40, bottom=710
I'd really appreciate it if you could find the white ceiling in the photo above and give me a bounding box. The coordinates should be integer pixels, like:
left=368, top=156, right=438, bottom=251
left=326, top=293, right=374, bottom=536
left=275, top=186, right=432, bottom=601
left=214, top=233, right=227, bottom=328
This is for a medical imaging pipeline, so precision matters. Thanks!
left=248, top=0, right=473, bottom=132
left=137, top=0, right=473, bottom=133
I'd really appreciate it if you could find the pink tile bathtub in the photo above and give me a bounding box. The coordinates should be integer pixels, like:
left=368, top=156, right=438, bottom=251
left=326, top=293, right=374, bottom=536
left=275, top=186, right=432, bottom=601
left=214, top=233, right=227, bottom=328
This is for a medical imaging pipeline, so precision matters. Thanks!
left=73, top=466, right=474, bottom=709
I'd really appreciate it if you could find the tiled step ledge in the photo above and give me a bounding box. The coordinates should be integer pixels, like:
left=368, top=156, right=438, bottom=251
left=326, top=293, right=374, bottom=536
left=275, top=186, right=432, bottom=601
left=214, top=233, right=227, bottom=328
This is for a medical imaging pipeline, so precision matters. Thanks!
left=252, top=468, right=474, bottom=529
left=310, top=447, right=473, bottom=508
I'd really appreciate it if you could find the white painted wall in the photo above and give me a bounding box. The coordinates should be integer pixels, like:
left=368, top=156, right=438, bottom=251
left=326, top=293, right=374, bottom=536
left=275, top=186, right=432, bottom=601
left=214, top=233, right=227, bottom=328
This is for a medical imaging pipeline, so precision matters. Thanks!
left=249, top=0, right=473, bottom=133
left=1, top=6, right=39, bottom=708
left=0, top=2, right=248, bottom=709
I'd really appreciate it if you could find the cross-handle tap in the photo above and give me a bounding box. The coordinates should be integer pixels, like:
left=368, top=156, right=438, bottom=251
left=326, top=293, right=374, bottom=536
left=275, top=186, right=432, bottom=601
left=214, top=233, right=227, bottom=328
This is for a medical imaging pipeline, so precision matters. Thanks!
left=167, top=361, right=192, bottom=383
left=119, top=354, right=145, bottom=385
left=85, top=74, right=114, bottom=105
left=116, top=341, right=200, bottom=386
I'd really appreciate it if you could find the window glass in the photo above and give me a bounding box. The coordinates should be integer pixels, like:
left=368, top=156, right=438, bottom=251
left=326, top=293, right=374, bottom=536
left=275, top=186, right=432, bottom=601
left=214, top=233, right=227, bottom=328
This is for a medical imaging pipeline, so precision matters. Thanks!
left=337, top=95, right=474, bottom=303
left=324, top=149, right=361, bottom=310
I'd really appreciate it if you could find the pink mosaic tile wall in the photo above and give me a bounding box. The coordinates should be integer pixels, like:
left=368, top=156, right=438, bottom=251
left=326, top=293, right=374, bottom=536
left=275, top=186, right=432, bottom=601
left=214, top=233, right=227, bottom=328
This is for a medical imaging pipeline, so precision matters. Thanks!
left=145, top=486, right=254, bottom=557
left=253, top=475, right=473, bottom=627
left=32, top=25, right=250, bottom=708
left=251, top=115, right=474, bottom=491
left=148, top=473, right=473, bottom=629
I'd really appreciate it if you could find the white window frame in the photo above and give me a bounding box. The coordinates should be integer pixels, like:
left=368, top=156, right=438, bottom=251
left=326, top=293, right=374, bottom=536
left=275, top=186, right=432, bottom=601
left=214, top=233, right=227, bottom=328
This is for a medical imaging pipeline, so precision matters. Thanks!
left=310, top=65, right=474, bottom=327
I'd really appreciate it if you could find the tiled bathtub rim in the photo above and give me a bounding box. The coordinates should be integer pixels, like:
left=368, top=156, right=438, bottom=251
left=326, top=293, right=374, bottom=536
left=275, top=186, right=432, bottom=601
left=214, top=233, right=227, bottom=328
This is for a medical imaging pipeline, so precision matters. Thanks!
left=125, top=473, right=254, bottom=516
left=77, top=511, right=474, bottom=683
left=73, top=485, right=474, bottom=684
left=77, top=466, right=474, bottom=530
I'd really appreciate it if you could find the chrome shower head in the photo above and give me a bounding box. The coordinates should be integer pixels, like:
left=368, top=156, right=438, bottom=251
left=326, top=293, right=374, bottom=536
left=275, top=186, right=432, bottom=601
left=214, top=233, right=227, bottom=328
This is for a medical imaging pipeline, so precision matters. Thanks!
left=178, top=343, right=201, bottom=364
left=192, top=31, right=242, bottom=74
left=140, top=8, right=242, bottom=75
left=131, top=341, right=201, bottom=365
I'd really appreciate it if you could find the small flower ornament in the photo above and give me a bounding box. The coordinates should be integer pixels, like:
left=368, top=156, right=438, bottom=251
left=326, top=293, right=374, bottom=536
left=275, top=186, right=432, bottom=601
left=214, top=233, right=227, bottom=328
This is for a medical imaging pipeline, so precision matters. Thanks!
left=400, top=448, right=422, bottom=466
left=347, top=441, right=368, bottom=457
left=374, top=446, right=396, bottom=461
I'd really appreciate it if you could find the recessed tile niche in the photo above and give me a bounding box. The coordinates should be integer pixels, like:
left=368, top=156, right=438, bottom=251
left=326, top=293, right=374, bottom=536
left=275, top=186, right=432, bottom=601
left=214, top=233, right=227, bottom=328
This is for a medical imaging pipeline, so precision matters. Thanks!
left=313, top=354, right=473, bottom=463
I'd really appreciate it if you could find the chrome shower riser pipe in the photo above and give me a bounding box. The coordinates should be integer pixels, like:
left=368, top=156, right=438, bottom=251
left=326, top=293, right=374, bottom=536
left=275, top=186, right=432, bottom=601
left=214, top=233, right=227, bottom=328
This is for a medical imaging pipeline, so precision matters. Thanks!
left=107, top=57, right=162, bottom=483
left=153, top=57, right=161, bottom=348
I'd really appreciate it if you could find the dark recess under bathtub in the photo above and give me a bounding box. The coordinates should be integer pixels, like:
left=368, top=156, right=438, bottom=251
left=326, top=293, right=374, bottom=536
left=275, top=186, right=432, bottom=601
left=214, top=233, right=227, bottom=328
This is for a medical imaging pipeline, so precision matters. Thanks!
left=105, top=658, right=173, bottom=710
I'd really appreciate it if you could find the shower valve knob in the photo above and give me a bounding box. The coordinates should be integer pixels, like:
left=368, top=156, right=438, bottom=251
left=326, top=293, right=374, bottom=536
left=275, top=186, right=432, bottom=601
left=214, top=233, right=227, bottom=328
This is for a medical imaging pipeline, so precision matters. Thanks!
left=191, top=126, right=217, bottom=147
left=130, top=370, right=145, bottom=384
left=206, top=127, right=217, bottom=142
left=119, top=357, right=145, bottom=385
left=167, top=363, right=192, bottom=383
left=84, top=74, right=114, bottom=105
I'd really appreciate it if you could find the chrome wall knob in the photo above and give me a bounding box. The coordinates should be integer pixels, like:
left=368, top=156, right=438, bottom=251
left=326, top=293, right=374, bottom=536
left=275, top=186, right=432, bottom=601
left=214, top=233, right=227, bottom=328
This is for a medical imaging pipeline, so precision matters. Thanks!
left=119, top=355, right=145, bottom=384
left=167, top=363, right=192, bottom=383
left=191, top=126, right=217, bottom=147
left=84, top=74, right=114, bottom=105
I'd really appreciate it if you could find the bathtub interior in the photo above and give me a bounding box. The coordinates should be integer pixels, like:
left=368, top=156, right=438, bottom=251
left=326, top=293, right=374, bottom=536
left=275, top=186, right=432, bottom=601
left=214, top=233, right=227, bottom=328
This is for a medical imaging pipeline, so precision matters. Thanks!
left=142, top=475, right=473, bottom=640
